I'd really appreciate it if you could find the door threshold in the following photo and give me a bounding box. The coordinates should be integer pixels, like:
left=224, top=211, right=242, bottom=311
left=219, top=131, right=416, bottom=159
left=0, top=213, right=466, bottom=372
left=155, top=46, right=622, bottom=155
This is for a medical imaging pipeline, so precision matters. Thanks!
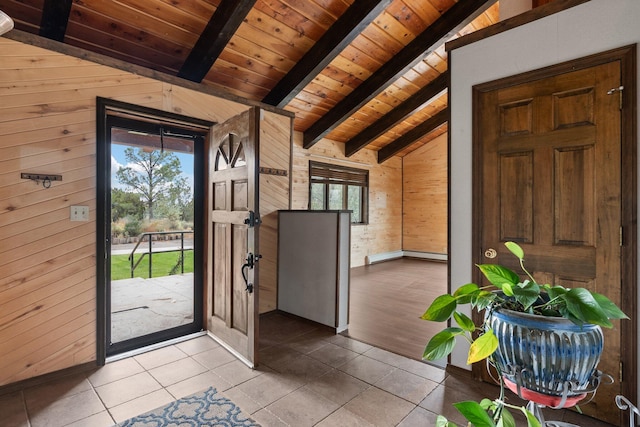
left=106, top=331, right=207, bottom=363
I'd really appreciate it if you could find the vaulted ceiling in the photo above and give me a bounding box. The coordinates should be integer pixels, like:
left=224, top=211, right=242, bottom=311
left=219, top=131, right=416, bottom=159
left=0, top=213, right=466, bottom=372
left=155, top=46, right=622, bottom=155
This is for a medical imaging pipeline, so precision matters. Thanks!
left=2, top=0, right=502, bottom=162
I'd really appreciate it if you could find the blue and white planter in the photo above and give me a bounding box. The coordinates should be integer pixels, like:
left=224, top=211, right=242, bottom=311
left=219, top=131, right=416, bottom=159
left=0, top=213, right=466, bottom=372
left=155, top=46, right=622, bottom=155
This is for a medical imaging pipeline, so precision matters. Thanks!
left=487, top=306, right=604, bottom=408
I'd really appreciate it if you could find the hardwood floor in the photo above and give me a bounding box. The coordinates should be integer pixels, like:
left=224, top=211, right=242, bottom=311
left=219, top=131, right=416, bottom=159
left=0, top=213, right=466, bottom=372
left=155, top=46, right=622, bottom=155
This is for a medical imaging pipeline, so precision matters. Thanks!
left=345, top=258, right=448, bottom=366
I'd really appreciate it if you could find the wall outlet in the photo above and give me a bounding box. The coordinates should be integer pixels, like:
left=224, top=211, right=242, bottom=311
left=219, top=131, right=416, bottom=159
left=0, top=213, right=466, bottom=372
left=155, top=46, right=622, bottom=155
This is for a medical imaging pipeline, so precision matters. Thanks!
left=70, top=205, right=89, bottom=221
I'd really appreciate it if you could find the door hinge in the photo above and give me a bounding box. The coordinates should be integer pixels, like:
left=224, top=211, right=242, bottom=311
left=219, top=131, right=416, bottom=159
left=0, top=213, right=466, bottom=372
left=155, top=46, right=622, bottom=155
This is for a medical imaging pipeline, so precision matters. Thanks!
left=244, top=211, right=261, bottom=228
left=607, top=85, right=624, bottom=109
left=619, top=361, right=624, bottom=383
left=620, top=226, right=623, bottom=246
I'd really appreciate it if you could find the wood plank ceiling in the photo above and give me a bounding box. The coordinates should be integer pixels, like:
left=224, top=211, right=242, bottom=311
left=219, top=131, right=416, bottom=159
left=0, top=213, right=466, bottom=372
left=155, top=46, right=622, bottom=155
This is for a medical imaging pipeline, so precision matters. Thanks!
left=1, top=0, right=501, bottom=162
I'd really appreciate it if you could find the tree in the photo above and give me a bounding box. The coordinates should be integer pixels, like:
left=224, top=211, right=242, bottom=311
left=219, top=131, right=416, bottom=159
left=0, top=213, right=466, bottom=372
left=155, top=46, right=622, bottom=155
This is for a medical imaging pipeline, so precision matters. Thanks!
left=116, top=148, right=188, bottom=220
left=111, top=188, right=144, bottom=222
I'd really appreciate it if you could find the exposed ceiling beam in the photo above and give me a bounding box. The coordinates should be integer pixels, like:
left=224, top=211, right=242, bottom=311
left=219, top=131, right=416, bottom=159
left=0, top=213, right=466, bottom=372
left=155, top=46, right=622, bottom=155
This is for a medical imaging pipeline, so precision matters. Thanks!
left=177, top=0, right=257, bottom=83
left=344, top=71, right=448, bottom=157
left=377, top=108, right=448, bottom=163
left=262, top=0, right=392, bottom=108
left=303, top=0, right=496, bottom=149
left=39, top=0, right=72, bottom=42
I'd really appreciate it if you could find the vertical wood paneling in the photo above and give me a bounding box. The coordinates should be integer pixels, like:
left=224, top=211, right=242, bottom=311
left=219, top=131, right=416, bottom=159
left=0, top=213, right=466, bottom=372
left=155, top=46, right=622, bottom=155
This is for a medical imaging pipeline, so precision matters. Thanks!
left=291, top=133, right=402, bottom=267
left=0, top=37, right=292, bottom=386
left=258, top=111, right=292, bottom=313
left=402, top=133, right=447, bottom=254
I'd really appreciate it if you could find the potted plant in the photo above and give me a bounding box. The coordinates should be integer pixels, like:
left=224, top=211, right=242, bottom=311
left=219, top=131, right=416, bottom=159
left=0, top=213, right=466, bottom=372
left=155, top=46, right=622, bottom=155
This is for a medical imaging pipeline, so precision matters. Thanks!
left=421, top=241, right=628, bottom=427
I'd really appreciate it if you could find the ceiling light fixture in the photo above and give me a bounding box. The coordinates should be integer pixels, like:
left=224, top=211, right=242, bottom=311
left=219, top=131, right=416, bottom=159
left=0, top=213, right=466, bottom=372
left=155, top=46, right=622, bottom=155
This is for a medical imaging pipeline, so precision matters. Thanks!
left=0, top=10, right=14, bottom=36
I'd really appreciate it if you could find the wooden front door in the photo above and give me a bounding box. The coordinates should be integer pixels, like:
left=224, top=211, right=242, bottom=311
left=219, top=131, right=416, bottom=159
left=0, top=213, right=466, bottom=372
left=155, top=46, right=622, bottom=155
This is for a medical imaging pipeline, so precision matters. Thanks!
left=208, top=107, right=260, bottom=367
left=475, top=60, right=625, bottom=423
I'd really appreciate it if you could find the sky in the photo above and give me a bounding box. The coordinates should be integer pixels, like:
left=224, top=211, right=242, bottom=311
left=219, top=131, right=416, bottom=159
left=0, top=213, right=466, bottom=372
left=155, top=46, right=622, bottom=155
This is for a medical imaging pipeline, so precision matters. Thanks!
left=111, top=143, right=195, bottom=192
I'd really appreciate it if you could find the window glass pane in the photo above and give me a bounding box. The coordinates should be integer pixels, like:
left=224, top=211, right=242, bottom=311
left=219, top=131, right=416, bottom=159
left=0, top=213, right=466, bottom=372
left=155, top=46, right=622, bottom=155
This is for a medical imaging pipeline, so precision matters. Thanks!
left=310, top=183, right=325, bottom=210
left=309, top=161, right=368, bottom=224
left=348, top=185, right=362, bottom=223
left=328, top=184, right=344, bottom=210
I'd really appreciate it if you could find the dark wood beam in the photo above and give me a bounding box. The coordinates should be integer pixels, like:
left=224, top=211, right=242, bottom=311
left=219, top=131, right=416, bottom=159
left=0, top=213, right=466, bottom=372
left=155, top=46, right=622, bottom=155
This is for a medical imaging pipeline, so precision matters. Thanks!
left=377, top=108, right=448, bottom=163
left=178, top=0, right=257, bottom=82
left=39, top=0, right=72, bottom=42
left=303, top=0, right=496, bottom=149
left=262, top=0, right=392, bottom=108
left=345, top=71, right=448, bottom=157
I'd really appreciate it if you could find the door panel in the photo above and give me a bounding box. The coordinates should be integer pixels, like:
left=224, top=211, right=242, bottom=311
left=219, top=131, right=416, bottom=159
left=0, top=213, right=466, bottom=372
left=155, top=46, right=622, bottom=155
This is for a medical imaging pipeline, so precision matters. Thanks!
left=208, top=108, right=259, bottom=367
left=476, top=61, right=622, bottom=423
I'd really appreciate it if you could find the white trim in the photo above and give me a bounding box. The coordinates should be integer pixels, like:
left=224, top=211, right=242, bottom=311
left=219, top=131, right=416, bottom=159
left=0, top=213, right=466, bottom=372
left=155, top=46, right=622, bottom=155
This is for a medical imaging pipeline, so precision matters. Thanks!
left=207, top=332, right=255, bottom=369
left=403, top=251, right=447, bottom=261
left=365, top=250, right=448, bottom=264
left=105, top=331, right=207, bottom=363
left=365, top=250, right=403, bottom=264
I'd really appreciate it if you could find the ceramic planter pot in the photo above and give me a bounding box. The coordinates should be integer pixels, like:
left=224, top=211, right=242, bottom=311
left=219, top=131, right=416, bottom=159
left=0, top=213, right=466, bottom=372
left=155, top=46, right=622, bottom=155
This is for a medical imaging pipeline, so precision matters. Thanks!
left=487, top=306, right=604, bottom=408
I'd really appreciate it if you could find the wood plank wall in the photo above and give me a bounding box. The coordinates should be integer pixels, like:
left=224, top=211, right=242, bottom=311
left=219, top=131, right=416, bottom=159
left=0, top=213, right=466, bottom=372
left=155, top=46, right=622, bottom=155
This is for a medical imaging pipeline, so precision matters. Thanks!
left=291, top=134, right=403, bottom=267
left=402, top=133, right=448, bottom=254
left=0, top=38, right=290, bottom=386
left=258, top=111, right=292, bottom=313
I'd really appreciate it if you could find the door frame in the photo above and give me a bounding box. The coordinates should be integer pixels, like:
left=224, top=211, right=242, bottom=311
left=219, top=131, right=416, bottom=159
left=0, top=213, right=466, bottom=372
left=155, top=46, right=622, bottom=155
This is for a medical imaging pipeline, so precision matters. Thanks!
left=96, top=97, right=214, bottom=364
left=471, top=45, right=637, bottom=407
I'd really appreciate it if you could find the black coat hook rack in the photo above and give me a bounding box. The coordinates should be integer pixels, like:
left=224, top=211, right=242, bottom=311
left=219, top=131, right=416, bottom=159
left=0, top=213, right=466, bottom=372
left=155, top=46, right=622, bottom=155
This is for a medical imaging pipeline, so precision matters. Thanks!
left=21, top=173, right=62, bottom=189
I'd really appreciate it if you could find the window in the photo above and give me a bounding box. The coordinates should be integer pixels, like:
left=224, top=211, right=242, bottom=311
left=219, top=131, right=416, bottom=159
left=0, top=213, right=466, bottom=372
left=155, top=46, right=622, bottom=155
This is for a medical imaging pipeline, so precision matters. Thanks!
left=309, top=161, right=368, bottom=224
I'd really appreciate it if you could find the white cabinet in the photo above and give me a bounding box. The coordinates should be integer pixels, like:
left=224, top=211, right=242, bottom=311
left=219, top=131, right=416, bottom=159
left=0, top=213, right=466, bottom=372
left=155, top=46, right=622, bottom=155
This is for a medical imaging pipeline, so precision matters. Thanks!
left=277, top=210, right=350, bottom=332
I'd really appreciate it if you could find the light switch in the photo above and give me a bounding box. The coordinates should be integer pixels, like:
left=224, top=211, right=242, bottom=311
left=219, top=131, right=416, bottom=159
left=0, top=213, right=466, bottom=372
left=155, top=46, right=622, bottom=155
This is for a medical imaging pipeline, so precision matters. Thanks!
left=70, top=205, right=89, bottom=221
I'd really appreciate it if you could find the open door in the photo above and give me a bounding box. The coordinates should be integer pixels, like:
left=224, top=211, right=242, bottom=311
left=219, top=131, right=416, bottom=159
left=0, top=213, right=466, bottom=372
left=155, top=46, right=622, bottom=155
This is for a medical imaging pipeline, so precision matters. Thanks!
left=207, top=107, right=260, bottom=367
left=473, top=50, right=636, bottom=425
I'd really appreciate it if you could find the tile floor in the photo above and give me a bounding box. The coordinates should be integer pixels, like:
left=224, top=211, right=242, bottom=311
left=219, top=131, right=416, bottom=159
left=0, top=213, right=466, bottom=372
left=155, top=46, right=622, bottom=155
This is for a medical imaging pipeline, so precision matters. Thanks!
left=0, top=312, right=616, bottom=427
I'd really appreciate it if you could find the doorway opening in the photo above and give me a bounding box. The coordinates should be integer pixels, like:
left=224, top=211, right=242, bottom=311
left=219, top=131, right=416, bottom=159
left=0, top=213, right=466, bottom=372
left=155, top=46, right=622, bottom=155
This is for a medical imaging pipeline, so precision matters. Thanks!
left=97, top=98, right=213, bottom=360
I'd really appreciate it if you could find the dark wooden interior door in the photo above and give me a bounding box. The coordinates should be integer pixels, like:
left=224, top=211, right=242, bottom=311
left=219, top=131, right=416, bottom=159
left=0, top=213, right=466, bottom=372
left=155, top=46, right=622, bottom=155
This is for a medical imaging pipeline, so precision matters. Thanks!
left=476, top=61, right=623, bottom=423
left=208, top=107, right=260, bottom=367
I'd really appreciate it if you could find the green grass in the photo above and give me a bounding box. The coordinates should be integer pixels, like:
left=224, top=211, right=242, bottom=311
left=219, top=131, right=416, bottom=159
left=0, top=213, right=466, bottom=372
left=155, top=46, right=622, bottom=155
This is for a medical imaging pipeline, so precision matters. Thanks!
left=111, top=251, right=194, bottom=280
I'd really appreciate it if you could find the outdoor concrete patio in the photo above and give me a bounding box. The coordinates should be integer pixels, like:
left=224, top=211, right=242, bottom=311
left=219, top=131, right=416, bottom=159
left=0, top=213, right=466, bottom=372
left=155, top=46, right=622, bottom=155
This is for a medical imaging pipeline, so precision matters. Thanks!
left=111, top=274, right=194, bottom=343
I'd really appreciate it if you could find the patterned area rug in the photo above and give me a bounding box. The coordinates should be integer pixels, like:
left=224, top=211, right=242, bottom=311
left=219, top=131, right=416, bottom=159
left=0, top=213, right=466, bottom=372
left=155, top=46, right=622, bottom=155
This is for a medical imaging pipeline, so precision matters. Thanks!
left=118, top=387, right=261, bottom=426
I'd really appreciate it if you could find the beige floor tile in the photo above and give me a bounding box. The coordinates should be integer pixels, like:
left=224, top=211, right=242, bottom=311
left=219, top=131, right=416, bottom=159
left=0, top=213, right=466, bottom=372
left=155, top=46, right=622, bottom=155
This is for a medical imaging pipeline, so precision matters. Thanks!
left=65, top=410, right=115, bottom=427
left=418, top=383, right=476, bottom=426
left=175, top=335, right=220, bottom=355
left=250, top=408, right=289, bottom=426
left=375, top=368, right=439, bottom=404
left=268, top=353, right=332, bottom=383
left=213, top=359, right=264, bottom=387
left=337, top=354, right=396, bottom=384
left=191, top=346, right=237, bottom=370
left=305, top=369, right=370, bottom=406
left=308, top=342, right=360, bottom=367
left=108, top=388, right=175, bottom=424
left=0, top=391, right=29, bottom=427
left=315, top=407, right=374, bottom=426
left=95, top=371, right=162, bottom=408
left=344, top=387, right=416, bottom=427
left=394, top=357, right=447, bottom=383
left=236, top=370, right=302, bottom=407
left=259, top=344, right=301, bottom=368
left=397, top=406, right=441, bottom=427
left=266, top=387, right=340, bottom=427
left=23, top=373, right=91, bottom=406
left=284, top=329, right=334, bottom=354
left=364, top=347, right=414, bottom=367
left=88, top=357, right=145, bottom=387
left=148, top=356, right=208, bottom=387
left=328, top=334, right=373, bottom=353
left=133, top=345, right=188, bottom=370
left=27, top=389, right=105, bottom=427
left=166, top=371, right=231, bottom=399
left=219, top=387, right=263, bottom=415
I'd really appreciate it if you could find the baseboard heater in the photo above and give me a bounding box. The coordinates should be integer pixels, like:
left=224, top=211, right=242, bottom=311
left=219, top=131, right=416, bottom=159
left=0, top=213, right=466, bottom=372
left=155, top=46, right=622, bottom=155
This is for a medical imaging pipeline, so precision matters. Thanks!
left=365, top=250, right=447, bottom=265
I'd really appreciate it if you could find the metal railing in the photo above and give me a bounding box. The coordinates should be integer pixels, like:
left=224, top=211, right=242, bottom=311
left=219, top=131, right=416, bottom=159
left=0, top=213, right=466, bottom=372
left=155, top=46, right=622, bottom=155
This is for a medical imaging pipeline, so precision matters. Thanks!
left=128, top=231, right=194, bottom=278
